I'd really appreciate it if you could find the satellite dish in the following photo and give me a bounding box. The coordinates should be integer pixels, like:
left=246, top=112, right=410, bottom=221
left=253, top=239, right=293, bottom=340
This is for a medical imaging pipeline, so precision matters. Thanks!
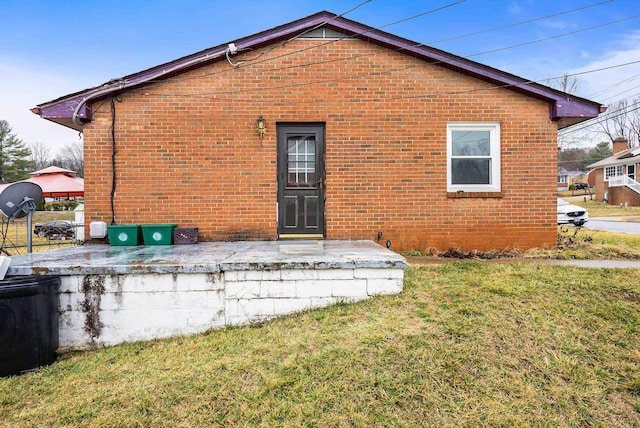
left=0, top=182, right=43, bottom=220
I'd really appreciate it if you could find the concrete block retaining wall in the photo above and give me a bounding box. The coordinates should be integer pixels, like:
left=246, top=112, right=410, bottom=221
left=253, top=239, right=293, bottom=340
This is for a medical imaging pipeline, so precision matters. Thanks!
left=8, top=241, right=407, bottom=351
left=58, top=268, right=404, bottom=350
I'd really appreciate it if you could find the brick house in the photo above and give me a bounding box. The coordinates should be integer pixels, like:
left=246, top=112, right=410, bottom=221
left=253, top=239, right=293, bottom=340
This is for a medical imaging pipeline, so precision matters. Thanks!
left=588, top=137, right=640, bottom=206
left=32, top=11, right=603, bottom=252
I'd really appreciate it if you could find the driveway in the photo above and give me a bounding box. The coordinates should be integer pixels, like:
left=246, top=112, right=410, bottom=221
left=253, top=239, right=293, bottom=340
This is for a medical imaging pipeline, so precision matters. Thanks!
left=583, top=217, right=640, bottom=235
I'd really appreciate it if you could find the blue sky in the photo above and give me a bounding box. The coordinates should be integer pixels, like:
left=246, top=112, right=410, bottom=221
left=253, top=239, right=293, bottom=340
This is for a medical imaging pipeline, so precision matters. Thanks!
left=2, top=0, right=639, bottom=152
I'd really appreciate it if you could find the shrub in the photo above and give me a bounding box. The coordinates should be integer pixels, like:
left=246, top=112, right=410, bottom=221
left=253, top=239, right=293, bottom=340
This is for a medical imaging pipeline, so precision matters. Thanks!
left=45, top=200, right=79, bottom=211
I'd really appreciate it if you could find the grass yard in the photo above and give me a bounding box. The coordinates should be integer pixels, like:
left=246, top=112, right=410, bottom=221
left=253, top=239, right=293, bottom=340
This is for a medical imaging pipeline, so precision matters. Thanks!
left=1, top=262, right=638, bottom=426
left=575, top=199, right=640, bottom=219
left=526, top=227, right=640, bottom=260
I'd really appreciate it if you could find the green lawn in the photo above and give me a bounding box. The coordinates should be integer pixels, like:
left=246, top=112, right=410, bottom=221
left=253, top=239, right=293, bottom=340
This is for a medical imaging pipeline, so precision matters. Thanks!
left=1, top=262, right=638, bottom=427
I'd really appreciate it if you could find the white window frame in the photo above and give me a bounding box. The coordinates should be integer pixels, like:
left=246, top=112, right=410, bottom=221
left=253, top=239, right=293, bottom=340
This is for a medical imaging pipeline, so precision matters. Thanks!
left=447, top=122, right=501, bottom=193
left=627, top=164, right=635, bottom=181
left=604, top=165, right=623, bottom=181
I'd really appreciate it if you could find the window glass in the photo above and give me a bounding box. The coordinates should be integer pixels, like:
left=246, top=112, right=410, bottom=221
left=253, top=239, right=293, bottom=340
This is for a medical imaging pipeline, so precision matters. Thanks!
left=605, top=165, right=624, bottom=180
left=447, top=123, right=500, bottom=192
left=287, top=136, right=316, bottom=187
left=451, top=131, right=490, bottom=156
left=451, top=159, right=490, bottom=184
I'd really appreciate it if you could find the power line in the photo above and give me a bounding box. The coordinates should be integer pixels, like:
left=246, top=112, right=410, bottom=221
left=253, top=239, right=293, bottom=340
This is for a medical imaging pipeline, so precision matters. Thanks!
left=139, top=0, right=469, bottom=89
left=426, top=0, right=613, bottom=45
left=132, top=6, right=640, bottom=102
left=587, top=71, right=640, bottom=98
left=89, top=1, right=640, bottom=122
left=560, top=92, right=640, bottom=131
left=560, top=103, right=640, bottom=135
left=136, top=57, right=640, bottom=104
left=589, top=75, right=640, bottom=102
left=226, top=0, right=467, bottom=69
left=465, top=14, right=640, bottom=59
left=226, top=0, right=374, bottom=67
left=374, top=0, right=466, bottom=30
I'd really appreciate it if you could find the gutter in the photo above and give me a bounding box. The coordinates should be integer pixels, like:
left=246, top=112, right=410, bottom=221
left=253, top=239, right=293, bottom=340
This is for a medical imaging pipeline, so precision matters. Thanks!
left=68, top=49, right=228, bottom=128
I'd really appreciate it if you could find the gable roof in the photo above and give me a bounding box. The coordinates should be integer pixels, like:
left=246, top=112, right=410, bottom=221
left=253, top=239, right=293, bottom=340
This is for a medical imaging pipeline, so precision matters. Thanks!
left=32, top=11, right=604, bottom=131
left=558, top=167, right=587, bottom=177
left=30, top=166, right=78, bottom=177
left=0, top=167, right=84, bottom=198
left=588, top=146, right=640, bottom=169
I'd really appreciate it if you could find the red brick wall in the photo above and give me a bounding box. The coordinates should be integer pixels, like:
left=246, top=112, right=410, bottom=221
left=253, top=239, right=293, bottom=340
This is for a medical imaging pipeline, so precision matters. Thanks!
left=593, top=169, right=606, bottom=202
left=609, top=186, right=640, bottom=207
left=82, top=38, right=559, bottom=251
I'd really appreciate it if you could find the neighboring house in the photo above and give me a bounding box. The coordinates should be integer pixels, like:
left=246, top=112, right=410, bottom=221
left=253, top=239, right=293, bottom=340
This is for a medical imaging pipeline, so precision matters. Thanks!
left=557, top=167, right=588, bottom=191
left=31, top=11, right=603, bottom=252
left=588, top=138, right=640, bottom=206
left=557, top=167, right=569, bottom=191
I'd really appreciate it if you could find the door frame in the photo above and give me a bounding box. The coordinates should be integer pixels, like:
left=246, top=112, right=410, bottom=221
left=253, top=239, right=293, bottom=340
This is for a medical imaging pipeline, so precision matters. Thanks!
left=276, top=123, right=326, bottom=239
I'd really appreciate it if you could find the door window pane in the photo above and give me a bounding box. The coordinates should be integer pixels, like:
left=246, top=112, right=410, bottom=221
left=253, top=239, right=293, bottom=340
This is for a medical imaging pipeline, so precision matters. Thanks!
left=287, top=136, right=316, bottom=187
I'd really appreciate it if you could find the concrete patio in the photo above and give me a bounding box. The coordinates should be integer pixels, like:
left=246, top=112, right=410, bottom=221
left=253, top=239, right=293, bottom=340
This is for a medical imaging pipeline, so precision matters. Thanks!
left=8, top=240, right=407, bottom=350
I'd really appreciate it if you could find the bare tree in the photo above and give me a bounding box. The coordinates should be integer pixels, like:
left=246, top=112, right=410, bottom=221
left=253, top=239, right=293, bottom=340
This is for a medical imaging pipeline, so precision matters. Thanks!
left=551, top=73, right=580, bottom=95
left=52, top=141, right=84, bottom=177
left=28, top=142, right=52, bottom=171
left=628, top=102, right=640, bottom=146
left=597, top=98, right=639, bottom=147
left=550, top=74, right=585, bottom=149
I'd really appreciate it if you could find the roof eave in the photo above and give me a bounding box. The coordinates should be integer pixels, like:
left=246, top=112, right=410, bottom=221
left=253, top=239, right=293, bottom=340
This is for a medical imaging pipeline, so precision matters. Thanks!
left=32, top=10, right=603, bottom=129
left=587, top=150, right=639, bottom=169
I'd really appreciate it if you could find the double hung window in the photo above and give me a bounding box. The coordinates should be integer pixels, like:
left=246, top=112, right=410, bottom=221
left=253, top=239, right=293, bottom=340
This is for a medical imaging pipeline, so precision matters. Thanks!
left=447, top=122, right=501, bottom=193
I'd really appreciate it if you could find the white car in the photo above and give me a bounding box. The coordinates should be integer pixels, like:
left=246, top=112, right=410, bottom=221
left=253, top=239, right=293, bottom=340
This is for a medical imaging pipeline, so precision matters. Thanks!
left=557, top=198, right=589, bottom=226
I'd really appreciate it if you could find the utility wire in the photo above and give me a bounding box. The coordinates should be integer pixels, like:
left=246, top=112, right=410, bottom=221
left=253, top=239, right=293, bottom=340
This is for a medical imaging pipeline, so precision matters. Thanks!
left=141, top=0, right=467, bottom=88
left=465, top=13, right=640, bottom=58
left=374, top=0, right=466, bottom=30
left=213, top=0, right=627, bottom=76
left=588, top=74, right=640, bottom=101
left=223, top=0, right=467, bottom=69
left=426, top=0, right=613, bottom=45
left=226, top=0, right=373, bottom=66
left=135, top=4, right=638, bottom=101
left=93, top=1, right=640, bottom=123
left=560, top=91, right=640, bottom=130
left=560, top=103, right=640, bottom=135
left=137, top=58, right=640, bottom=105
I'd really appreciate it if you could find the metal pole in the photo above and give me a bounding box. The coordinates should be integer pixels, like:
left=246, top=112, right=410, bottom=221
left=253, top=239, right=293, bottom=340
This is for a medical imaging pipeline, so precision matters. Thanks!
left=26, top=210, right=33, bottom=253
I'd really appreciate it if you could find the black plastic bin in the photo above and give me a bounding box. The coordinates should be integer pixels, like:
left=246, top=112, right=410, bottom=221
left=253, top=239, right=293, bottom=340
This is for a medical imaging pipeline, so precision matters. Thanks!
left=0, top=275, right=60, bottom=377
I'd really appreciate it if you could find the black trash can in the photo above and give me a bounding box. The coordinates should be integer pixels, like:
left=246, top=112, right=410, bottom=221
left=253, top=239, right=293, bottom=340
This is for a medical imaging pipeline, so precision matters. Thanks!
left=0, top=275, right=60, bottom=377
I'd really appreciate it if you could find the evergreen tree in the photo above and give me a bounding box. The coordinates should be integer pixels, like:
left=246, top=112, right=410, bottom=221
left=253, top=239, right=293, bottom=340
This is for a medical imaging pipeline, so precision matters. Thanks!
left=558, top=147, right=587, bottom=171
left=583, top=141, right=612, bottom=169
left=0, top=120, right=33, bottom=183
